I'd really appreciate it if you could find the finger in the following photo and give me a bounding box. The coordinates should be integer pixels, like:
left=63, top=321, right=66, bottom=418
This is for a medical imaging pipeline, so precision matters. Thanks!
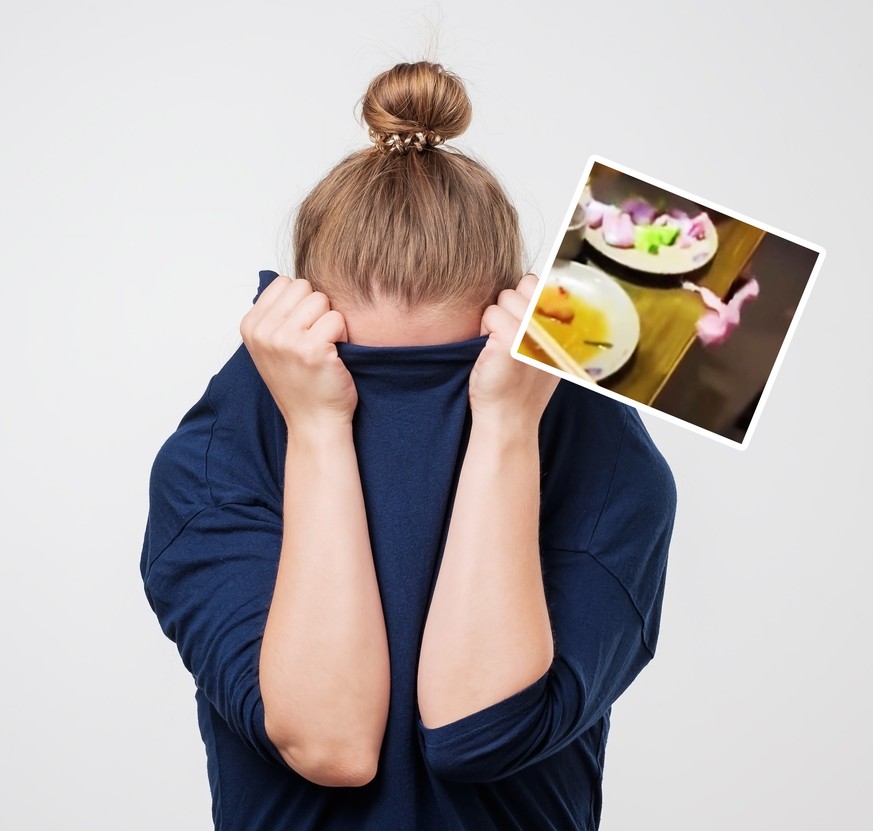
left=496, top=287, right=530, bottom=322
left=516, top=272, right=540, bottom=300
left=242, top=275, right=290, bottom=331
left=480, top=303, right=521, bottom=341
left=261, top=277, right=313, bottom=323
left=479, top=311, right=489, bottom=337
left=243, top=275, right=308, bottom=332
left=286, top=289, right=332, bottom=332
left=307, top=309, right=349, bottom=345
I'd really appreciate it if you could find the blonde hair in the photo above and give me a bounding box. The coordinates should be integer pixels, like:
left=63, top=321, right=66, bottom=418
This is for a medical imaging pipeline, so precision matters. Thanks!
left=292, top=61, right=524, bottom=312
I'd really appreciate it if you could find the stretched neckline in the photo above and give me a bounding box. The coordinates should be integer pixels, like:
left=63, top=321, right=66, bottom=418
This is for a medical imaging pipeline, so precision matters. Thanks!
left=336, top=334, right=489, bottom=363
left=256, top=270, right=489, bottom=366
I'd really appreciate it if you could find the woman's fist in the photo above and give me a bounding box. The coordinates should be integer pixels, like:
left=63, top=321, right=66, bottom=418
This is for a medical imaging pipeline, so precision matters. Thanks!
left=469, top=273, right=560, bottom=429
left=239, top=276, right=357, bottom=431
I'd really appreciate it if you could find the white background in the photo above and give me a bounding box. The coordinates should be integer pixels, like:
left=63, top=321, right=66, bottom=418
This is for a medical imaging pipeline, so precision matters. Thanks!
left=1, top=1, right=869, bottom=828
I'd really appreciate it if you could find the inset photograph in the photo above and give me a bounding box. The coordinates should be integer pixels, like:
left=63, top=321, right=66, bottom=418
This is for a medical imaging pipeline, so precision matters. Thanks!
left=512, top=156, right=825, bottom=449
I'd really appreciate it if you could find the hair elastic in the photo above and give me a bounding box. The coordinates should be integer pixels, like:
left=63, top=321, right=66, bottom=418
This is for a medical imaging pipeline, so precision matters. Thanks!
left=368, top=128, right=445, bottom=155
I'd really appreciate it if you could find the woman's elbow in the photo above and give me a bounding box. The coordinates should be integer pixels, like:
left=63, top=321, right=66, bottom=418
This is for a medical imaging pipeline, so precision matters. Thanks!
left=265, top=716, right=380, bottom=787
left=282, top=743, right=380, bottom=787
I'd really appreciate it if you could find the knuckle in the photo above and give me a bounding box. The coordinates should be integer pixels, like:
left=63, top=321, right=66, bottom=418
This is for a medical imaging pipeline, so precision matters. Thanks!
left=275, top=328, right=304, bottom=355
left=518, top=272, right=538, bottom=294
left=482, top=305, right=500, bottom=329
left=298, top=346, right=320, bottom=366
left=265, top=329, right=286, bottom=351
left=248, top=322, right=270, bottom=348
left=262, top=275, right=292, bottom=299
left=497, top=288, right=516, bottom=304
left=239, top=315, right=251, bottom=340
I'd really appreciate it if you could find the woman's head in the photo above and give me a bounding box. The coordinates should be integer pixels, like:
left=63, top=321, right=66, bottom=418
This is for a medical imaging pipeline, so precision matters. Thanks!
left=292, top=61, right=525, bottom=343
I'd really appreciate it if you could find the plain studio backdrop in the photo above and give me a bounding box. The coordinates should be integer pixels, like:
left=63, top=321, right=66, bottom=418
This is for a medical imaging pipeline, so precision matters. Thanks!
left=1, top=1, right=869, bottom=828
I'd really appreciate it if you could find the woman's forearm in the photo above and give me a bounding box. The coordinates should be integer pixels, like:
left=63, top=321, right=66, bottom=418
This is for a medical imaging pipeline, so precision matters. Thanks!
left=260, top=419, right=390, bottom=786
left=417, top=416, right=555, bottom=729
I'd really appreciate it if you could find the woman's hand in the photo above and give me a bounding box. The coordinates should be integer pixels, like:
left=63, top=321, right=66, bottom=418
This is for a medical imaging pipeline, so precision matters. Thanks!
left=239, top=276, right=357, bottom=431
left=469, top=272, right=560, bottom=428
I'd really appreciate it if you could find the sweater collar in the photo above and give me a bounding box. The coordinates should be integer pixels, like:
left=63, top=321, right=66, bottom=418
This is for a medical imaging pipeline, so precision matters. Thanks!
left=255, top=270, right=489, bottom=376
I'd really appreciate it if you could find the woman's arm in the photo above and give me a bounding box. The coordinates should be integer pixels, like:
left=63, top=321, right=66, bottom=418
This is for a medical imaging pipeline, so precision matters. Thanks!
left=265, top=427, right=390, bottom=779
left=417, top=414, right=554, bottom=728
left=241, top=276, right=390, bottom=787
left=417, top=274, right=560, bottom=728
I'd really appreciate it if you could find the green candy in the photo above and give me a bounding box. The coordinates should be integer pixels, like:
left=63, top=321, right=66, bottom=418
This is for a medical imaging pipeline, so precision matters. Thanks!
left=634, top=224, right=680, bottom=254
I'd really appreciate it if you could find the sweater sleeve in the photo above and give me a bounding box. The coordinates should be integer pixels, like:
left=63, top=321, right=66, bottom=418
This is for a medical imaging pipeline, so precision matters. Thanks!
left=417, top=408, right=677, bottom=783
left=142, top=500, right=291, bottom=771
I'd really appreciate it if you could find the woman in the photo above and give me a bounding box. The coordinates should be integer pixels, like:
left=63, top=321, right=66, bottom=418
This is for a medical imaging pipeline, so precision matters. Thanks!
left=140, top=61, right=678, bottom=830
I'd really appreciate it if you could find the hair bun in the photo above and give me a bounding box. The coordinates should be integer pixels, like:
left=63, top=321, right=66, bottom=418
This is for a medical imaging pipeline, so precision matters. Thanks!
left=362, top=61, right=472, bottom=152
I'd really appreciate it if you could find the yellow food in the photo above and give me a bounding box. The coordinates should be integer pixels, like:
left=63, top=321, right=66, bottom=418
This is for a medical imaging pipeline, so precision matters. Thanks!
left=519, top=284, right=609, bottom=366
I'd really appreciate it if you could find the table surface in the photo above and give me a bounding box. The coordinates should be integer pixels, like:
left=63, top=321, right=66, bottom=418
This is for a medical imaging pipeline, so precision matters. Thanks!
left=566, top=216, right=766, bottom=405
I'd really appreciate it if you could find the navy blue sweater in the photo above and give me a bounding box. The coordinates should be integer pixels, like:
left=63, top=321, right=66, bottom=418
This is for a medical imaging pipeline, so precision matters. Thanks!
left=140, top=270, right=677, bottom=830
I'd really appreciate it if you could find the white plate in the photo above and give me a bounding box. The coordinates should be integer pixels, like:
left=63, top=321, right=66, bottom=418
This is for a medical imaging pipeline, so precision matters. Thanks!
left=523, top=260, right=640, bottom=380
left=586, top=213, right=718, bottom=275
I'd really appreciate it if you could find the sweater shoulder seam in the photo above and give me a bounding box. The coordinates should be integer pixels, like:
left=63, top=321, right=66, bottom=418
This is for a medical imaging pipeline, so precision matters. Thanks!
left=546, top=545, right=655, bottom=660
left=584, top=406, right=629, bottom=551
left=204, top=377, right=220, bottom=509
left=144, top=503, right=215, bottom=580
left=145, top=499, right=276, bottom=578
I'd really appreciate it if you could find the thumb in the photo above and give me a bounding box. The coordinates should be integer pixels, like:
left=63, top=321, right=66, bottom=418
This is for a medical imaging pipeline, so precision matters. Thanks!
left=479, top=303, right=500, bottom=338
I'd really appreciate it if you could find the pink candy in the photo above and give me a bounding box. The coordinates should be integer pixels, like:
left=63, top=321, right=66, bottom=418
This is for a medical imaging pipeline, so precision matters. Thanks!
left=654, top=211, right=714, bottom=248
left=585, top=199, right=611, bottom=229
left=601, top=209, right=636, bottom=247
left=586, top=194, right=715, bottom=252
left=681, top=278, right=760, bottom=346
